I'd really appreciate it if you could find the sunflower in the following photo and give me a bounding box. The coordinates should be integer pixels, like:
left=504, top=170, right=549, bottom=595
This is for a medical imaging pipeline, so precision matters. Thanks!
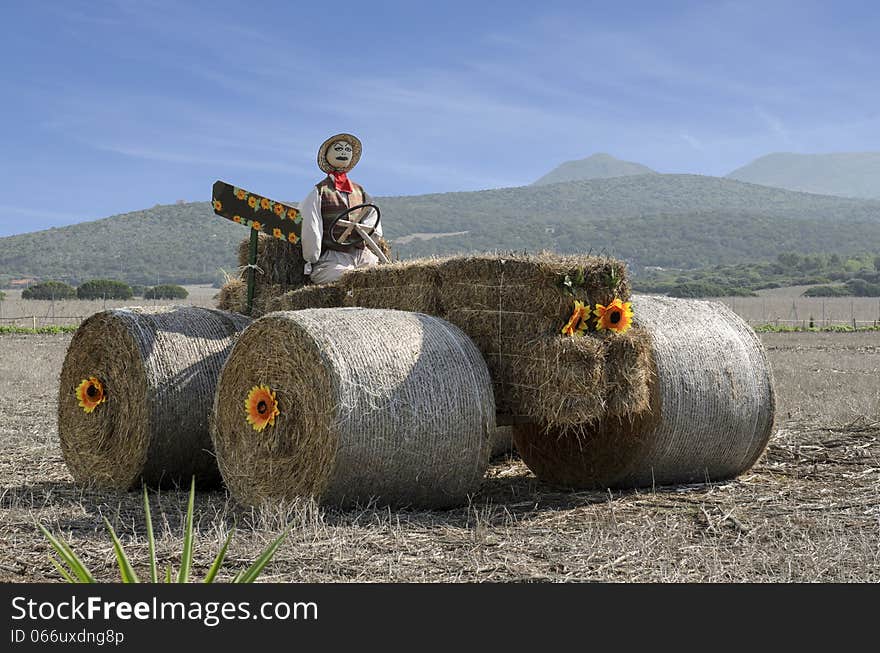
left=561, top=300, right=589, bottom=336
left=273, top=203, right=285, bottom=216
left=235, top=188, right=247, bottom=200
left=251, top=221, right=262, bottom=232
left=260, top=198, right=271, bottom=210
left=287, top=232, right=299, bottom=244
left=75, top=376, right=106, bottom=413
left=593, top=298, right=633, bottom=334
left=233, top=215, right=242, bottom=223
left=247, top=196, right=258, bottom=208
left=244, top=384, right=280, bottom=431
left=287, top=208, right=298, bottom=220
left=273, top=228, right=283, bottom=239
left=212, top=200, right=222, bottom=211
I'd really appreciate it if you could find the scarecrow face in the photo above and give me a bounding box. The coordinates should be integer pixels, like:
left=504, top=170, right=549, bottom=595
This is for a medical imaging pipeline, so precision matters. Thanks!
left=326, top=140, right=353, bottom=169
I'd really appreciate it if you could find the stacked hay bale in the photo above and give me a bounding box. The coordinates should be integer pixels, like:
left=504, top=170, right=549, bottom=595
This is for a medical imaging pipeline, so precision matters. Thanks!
left=212, top=308, right=495, bottom=508
left=58, top=306, right=251, bottom=489
left=218, top=234, right=393, bottom=316
left=268, top=253, right=651, bottom=427
left=513, top=295, right=776, bottom=489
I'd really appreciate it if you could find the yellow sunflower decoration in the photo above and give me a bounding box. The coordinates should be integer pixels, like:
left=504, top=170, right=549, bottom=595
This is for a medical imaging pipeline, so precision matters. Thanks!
left=273, top=203, right=285, bottom=216
left=260, top=198, right=271, bottom=210
left=594, top=298, right=633, bottom=334
left=212, top=200, right=222, bottom=211
left=287, top=208, right=298, bottom=220
left=75, top=376, right=106, bottom=413
left=273, top=228, right=283, bottom=239
left=233, top=215, right=242, bottom=223
left=235, top=188, right=247, bottom=200
left=251, top=221, right=262, bottom=231
left=561, top=300, right=589, bottom=336
left=247, top=196, right=258, bottom=208
left=245, top=385, right=280, bottom=432
left=287, top=232, right=299, bottom=244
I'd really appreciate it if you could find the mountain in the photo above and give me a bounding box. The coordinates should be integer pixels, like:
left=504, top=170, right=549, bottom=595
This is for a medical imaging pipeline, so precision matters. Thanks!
left=2, top=173, right=880, bottom=286
left=726, top=152, right=880, bottom=199
left=532, top=153, right=657, bottom=185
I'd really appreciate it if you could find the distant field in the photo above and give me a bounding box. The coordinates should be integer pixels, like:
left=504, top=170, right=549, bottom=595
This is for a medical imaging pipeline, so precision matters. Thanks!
left=0, top=285, right=219, bottom=328
left=0, top=330, right=877, bottom=582
left=708, top=290, right=880, bottom=327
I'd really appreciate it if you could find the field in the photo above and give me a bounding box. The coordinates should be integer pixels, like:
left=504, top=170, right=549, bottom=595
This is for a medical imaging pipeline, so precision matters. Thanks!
left=0, top=285, right=220, bottom=328
left=0, top=327, right=878, bottom=582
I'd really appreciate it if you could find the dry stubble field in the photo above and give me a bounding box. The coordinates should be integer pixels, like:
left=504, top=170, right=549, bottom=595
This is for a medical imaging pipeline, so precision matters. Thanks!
left=0, top=330, right=878, bottom=583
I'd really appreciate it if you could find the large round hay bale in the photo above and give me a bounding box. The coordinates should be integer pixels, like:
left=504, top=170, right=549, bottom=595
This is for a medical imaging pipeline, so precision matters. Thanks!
left=58, top=307, right=251, bottom=489
left=212, top=307, right=495, bottom=508
left=513, top=295, right=775, bottom=488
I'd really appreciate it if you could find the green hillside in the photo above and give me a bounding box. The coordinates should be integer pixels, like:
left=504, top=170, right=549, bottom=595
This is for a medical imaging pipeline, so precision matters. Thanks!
left=532, top=153, right=657, bottom=185
left=2, top=173, right=880, bottom=286
left=727, top=152, right=880, bottom=199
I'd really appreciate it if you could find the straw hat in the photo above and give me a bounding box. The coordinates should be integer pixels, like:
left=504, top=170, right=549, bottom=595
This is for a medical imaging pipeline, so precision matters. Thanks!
left=317, top=133, right=362, bottom=173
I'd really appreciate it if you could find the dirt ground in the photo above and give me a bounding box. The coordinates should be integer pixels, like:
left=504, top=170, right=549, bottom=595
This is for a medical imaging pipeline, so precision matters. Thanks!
left=0, top=331, right=877, bottom=583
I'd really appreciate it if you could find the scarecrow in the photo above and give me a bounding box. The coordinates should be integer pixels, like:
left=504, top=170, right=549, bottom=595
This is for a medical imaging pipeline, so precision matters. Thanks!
left=299, top=133, right=383, bottom=284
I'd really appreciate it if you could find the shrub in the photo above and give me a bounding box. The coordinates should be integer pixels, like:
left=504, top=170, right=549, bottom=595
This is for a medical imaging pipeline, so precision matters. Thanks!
left=77, top=279, right=133, bottom=300
left=803, top=285, right=853, bottom=297
left=0, top=290, right=5, bottom=302
left=130, top=284, right=146, bottom=297
left=22, top=281, right=77, bottom=300
left=668, top=281, right=726, bottom=298
left=144, top=284, right=189, bottom=300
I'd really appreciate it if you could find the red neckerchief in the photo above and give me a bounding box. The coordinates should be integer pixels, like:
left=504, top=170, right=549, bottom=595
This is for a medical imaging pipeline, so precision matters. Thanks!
left=329, top=171, right=353, bottom=193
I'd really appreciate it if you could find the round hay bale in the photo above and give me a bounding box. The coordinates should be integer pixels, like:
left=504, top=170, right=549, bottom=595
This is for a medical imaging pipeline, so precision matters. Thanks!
left=212, top=307, right=495, bottom=508
left=58, top=307, right=251, bottom=490
left=513, top=295, right=776, bottom=488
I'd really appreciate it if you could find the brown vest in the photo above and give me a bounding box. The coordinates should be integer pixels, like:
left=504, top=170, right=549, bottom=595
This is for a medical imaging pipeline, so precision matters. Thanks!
left=317, top=177, right=366, bottom=252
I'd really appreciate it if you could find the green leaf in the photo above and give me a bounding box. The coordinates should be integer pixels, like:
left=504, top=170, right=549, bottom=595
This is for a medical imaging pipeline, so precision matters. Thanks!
left=203, top=527, right=235, bottom=584
left=177, top=477, right=196, bottom=584
left=143, top=486, right=158, bottom=583
left=103, top=517, right=140, bottom=583
left=48, top=556, right=76, bottom=583
left=235, top=527, right=289, bottom=584
left=37, top=523, right=95, bottom=583
left=165, top=564, right=173, bottom=584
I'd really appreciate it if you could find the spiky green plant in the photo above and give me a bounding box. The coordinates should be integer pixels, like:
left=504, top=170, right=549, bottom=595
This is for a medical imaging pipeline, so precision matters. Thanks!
left=38, top=478, right=288, bottom=583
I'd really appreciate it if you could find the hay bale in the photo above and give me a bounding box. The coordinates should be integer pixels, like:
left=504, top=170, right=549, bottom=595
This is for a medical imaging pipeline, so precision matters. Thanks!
left=513, top=295, right=776, bottom=489
left=266, top=284, right=346, bottom=312
left=217, top=279, right=247, bottom=313
left=212, top=308, right=495, bottom=508
left=338, top=258, right=444, bottom=313
left=58, top=307, right=251, bottom=490
left=236, top=234, right=309, bottom=315
left=244, top=252, right=652, bottom=427
left=490, top=427, right=516, bottom=459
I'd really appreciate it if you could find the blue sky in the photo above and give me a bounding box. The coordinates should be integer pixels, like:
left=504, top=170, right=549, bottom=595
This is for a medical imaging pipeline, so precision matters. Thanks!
left=1, top=0, right=878, bottom=236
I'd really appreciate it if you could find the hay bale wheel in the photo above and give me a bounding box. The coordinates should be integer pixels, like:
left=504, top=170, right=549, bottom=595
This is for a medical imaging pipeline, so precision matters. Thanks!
left=513, top=295, right=776, bottom=489
left=212, top=307, right=496, bottom=508
left=58, top=306, right=251, bottom=489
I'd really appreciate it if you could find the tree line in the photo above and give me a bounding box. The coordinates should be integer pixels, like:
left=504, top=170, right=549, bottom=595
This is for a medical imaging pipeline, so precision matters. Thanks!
left=18, top=280, right=189, bottom=301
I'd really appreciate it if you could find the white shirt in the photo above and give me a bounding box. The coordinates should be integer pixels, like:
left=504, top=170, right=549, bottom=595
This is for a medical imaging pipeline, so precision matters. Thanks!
left=299, top=176, right=382, bottom=266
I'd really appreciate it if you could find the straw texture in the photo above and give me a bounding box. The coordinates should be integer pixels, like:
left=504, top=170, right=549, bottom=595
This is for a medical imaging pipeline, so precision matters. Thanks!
left=58, top=306, right=251, bottom=490
left=212, top=308, right=495, bottom=508
left=269, top=253, right=651, bottom=426
left=514, top=295, right=776, bottom=488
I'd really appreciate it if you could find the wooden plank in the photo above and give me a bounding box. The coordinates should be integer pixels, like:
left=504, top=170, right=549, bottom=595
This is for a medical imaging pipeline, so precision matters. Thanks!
left=211, top=180, right=303, bottom=244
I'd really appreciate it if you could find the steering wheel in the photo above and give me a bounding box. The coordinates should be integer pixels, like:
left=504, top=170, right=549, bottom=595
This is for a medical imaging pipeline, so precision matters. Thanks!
left=329, top=203, right=381, bottom=247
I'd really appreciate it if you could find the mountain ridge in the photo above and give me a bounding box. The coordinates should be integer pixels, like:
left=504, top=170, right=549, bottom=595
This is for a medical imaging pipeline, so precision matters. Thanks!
left=2, top=173, right=880, bottom=286
left=532, top=153, right=657, bottom=185
left=726, top=151, right=880, bottom=199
